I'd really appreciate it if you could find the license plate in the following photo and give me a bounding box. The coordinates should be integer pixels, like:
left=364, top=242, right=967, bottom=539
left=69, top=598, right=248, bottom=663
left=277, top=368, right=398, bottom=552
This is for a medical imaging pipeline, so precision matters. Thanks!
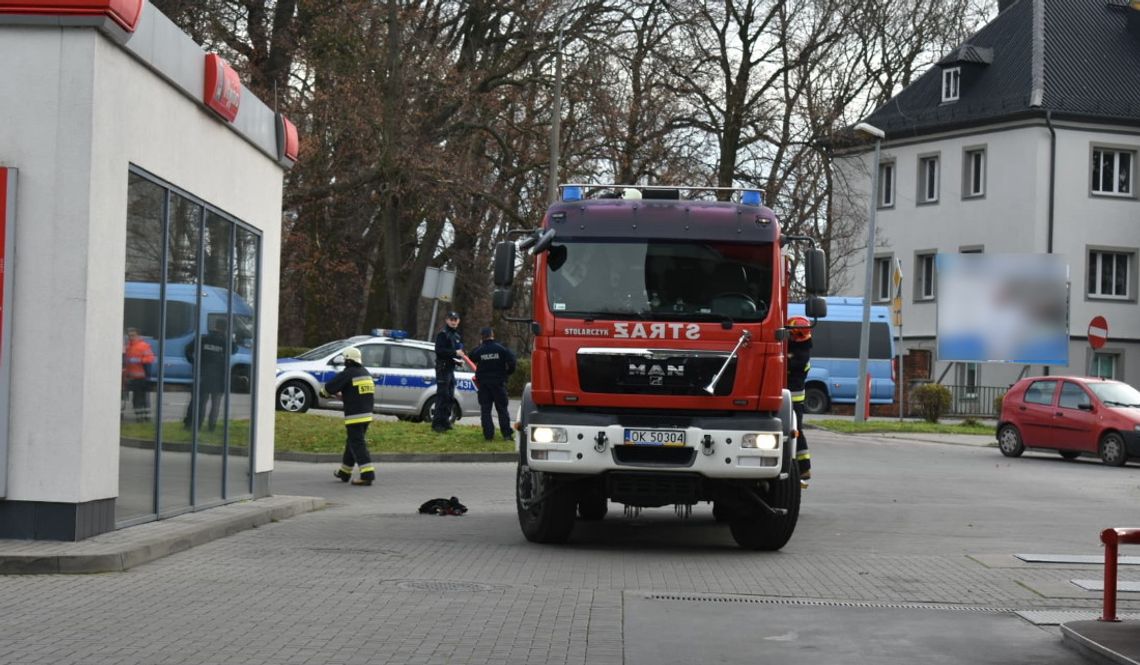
left=623, top=428, right=687, bottom=446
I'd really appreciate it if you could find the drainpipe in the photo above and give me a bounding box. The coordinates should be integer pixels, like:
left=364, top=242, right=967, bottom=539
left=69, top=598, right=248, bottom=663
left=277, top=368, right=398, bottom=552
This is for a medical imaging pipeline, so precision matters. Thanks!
left=1044, top=109, right=1056, bottom=377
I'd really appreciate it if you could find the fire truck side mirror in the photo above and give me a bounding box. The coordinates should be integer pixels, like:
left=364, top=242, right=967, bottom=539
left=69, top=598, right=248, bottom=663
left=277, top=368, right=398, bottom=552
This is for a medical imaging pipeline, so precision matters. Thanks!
left=531, top=228, right=557, bottom=254
left=804, top=248, right=828, bottom=295
left=804, top=296, right=827, bottom=319
left=493, top=241, right=516, bottom=287
left=492, top=287, right=514, bottom=310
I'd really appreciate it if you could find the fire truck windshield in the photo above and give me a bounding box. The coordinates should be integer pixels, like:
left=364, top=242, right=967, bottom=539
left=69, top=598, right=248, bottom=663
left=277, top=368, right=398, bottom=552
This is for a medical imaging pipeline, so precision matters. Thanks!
left=546, top=240, right=773, bottom=322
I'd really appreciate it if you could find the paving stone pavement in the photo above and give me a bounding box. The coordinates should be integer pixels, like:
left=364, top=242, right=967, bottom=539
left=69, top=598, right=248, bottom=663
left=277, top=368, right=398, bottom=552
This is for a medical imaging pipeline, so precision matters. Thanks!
left=4, top=433, right=1140, bottom=664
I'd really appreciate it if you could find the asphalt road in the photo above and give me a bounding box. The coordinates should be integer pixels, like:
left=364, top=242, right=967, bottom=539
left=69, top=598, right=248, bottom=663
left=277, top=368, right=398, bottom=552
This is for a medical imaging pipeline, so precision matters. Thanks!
left=6, top=430, right=1138, bottom=664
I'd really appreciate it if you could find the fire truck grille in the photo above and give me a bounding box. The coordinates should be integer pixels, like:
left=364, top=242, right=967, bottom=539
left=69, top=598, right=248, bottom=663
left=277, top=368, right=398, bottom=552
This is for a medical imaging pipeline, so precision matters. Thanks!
left=612, top=445, right=696, bottom=466
left=607, top=472, right=702, bottom=506
left=577, top=354, right=736, bottom=396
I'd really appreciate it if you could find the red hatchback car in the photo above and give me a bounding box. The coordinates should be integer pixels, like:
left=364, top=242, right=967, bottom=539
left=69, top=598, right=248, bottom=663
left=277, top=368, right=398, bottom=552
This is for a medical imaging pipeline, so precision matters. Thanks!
left=997, top=376, right=1140, bottom=465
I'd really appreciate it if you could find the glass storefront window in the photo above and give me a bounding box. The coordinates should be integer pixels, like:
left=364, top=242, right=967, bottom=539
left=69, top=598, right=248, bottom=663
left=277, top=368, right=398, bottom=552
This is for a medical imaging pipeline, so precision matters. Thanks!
left=117, top=167, right=260, bottom=526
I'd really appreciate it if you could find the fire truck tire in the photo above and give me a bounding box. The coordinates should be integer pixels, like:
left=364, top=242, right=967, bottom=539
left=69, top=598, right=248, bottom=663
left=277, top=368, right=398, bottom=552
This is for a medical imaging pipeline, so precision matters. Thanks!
left=712, top=502, right=730, bottom=523
left=516, top=465, right=576, bottom=543
left=577, top=484, right=608, bottom=521
left=728, top=465, right=802, bottom=551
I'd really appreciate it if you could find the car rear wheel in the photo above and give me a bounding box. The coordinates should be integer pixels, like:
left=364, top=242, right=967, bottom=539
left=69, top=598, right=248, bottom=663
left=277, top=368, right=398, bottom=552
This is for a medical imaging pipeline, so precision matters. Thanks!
left=804, top=386, right=830, bottom=415
left=997, top=425, right=1024, bottom=457
left=1058, top=450, right=1080, bottom=460
left=421, top=396, right=460, bottom=425
left=1100, top=432, right=1128, bottom=467
left=276, top=380, right=313, bottom=413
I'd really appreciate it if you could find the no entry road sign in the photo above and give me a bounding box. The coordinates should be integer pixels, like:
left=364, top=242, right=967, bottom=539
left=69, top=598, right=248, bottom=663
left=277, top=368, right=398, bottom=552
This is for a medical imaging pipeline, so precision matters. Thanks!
left=1088, top=316, right=1109, bottom=349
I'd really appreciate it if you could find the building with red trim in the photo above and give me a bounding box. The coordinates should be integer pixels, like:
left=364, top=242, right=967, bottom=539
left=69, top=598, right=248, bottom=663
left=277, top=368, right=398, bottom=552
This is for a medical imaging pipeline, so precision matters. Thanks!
left=0, top=0, right=298, bottom=539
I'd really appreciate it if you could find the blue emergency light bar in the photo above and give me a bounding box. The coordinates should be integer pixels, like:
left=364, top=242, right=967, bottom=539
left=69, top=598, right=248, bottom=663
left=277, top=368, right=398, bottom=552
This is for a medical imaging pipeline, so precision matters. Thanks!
left=559, top=184, right=766, bottom=205
left=371, top=328, right=408, bottom=339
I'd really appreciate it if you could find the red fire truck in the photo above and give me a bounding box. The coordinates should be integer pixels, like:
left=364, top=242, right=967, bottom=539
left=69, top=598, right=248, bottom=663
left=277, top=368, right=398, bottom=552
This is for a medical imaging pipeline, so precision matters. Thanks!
left=492, top=185, right=827, bottom=550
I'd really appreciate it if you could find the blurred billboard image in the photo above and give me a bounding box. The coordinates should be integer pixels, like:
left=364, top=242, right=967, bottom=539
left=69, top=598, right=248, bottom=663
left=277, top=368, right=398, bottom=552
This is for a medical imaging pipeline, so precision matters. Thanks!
left=937, top=254, right=1069, bottom=364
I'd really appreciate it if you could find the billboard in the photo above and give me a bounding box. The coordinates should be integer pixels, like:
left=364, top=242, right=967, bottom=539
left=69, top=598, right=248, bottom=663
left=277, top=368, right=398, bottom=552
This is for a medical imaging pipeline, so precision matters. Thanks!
left=937, top=253, right=1069, bottom=364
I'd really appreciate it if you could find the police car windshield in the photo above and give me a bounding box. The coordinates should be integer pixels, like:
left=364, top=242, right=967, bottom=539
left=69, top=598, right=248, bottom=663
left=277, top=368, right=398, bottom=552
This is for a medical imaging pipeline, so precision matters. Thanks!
left=546, top=240, right=772, bottom=322
left=295, top=339, right=355, bottom=361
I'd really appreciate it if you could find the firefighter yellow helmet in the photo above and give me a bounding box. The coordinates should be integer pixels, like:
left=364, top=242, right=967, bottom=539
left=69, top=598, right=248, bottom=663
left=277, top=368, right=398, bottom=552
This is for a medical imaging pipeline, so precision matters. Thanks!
left=787, top=316, right=812, bottom=342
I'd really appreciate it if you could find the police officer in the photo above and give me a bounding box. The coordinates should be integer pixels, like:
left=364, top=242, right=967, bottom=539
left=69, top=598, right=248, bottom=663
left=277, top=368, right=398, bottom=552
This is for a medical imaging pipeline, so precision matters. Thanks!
left=432, top=311, right=467, bottom=433
left=786, top=316, right=813, bottom=484
left=323, top=347, right=377, bottom=486
left=184, top=319, right=236, bottom=431
left=471, top=327, right=517, bottom=441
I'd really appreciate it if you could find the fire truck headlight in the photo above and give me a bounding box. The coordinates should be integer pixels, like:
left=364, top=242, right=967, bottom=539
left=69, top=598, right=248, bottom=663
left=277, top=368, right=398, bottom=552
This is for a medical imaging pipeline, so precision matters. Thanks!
left=741, top=433, right=778, bottom=450
left=532, top=427, right=567, bottom=444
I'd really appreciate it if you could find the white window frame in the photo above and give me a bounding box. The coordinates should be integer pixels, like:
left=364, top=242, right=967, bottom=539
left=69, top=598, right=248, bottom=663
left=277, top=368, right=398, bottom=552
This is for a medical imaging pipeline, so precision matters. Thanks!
left=916, top=252, right=936, bottom=300
left=918, top=155, right=940, bottom=204
left=1091, top=351, right=1120, bottom=380
left=964, top=148, right=985, bottom=198
left=1087, top=249, right=1132, bottom=300
left=873, top=256, right=892, bottom=303
left=878, top=161, right=895, bottom=208
left=942, top=67, right=960, bottom=102
left=1091, top=147, right=1134, bottom=197
left=956, top=362, right=979, bottom=398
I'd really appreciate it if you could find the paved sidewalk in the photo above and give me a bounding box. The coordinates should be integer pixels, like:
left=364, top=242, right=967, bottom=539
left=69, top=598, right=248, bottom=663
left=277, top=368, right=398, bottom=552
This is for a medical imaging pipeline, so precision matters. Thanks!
left=0, top=494, right=323, bottom=574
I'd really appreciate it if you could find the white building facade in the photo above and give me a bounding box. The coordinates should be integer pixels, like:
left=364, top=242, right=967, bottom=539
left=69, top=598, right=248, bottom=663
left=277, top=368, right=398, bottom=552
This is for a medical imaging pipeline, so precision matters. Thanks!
left=837, top=0, right=1140, bottom=403
left=0, top=1, right=297, bottom=539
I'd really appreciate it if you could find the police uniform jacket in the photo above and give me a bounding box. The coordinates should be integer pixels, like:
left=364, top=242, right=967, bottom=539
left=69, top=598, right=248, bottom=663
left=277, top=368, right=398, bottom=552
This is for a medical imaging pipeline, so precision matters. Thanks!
left=471, top=340, right=517, bottom=386
left=322, top=363, right=375, bottom=425
left=434, top=327, right=463, bottom=376
left=188, top=330, right=236, bottom=391
left=787, top=339, right=812, bottom=396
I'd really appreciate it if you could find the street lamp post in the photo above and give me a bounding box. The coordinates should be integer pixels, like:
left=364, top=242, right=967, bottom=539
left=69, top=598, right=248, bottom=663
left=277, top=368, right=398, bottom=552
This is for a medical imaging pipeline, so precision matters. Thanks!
left=854, top=122, right=885, bottom=422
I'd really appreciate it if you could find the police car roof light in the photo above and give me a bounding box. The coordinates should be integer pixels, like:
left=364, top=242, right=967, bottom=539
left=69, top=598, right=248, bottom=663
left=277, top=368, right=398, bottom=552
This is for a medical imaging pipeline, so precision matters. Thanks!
left=562, top=185, right=583, bottom=202
left=742, top=189, right=763, bottom=206
left=370, top=328, right=408, bottom=339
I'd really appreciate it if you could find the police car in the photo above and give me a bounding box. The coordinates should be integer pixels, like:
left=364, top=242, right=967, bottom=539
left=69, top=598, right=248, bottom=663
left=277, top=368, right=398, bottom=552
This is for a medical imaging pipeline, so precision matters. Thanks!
left=274, top=329, right=479, bottom=423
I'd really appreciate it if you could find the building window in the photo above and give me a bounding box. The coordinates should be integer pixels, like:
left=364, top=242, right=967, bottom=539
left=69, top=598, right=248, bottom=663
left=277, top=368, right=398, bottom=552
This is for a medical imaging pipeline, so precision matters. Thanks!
left=1088, top=250, right=1132, bottom=299
left=956, top=362, right=979, bottom=398
left=916, top=252, right=936, bottom=300
left=942, top=67, right=960, bottom=102
left=964, top=148, right=985, bottom=198
left=878, top=162, right=895, bottom=208
left=873, top=257, right=892, bottom=302
left=918, top=156, right=939, bottom=204
left=1091, top=148, right=1133, bottom=196
left=1092, top=352, right=1120, bottom=380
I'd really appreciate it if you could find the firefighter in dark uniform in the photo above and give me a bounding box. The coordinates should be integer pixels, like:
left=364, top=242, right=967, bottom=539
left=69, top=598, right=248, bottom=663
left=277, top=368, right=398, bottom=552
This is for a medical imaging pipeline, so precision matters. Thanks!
left=786, top=315, right=813, bottom=484
left=471, top=327, right=517, bottom=441
left=432, top=311, right=467, bottom=432
left=323, top=346, right=377, bottom=486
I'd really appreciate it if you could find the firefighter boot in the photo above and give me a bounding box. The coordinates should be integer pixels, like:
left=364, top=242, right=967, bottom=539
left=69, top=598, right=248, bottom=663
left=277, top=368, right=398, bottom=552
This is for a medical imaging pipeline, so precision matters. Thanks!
left=334, top=465, right=352, bottom=483
left=351, top=465, right=375, bottom=486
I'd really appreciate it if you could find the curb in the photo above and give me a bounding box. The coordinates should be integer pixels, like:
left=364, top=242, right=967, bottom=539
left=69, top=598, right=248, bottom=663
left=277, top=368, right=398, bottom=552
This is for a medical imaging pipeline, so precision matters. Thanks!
left=1061, top=621, right=1140, bottom=665
left=0, top=495, right=324, bottom=575
left=275, top=451, right=518, bottom=463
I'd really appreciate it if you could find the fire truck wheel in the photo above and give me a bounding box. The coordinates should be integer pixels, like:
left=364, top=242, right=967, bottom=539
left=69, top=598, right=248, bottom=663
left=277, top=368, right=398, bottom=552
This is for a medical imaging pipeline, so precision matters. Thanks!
left=516, top=465, right=576, bottom=543
left=728, top=466, right=802, bottom=551
left=712, top=502, right=730, bottom=523
left=577, top=485, right=608, bottom=521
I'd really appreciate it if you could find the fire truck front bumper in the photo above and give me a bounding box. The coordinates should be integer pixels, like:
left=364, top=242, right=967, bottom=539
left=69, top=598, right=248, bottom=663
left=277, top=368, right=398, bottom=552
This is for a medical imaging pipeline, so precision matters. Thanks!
left=524, top=408, right=789, bottom=478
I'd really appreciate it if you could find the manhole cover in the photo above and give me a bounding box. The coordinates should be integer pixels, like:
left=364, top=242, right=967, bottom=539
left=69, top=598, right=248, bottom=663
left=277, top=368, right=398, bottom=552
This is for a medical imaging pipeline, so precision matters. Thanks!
left=394, top=580, right=504, bottom=593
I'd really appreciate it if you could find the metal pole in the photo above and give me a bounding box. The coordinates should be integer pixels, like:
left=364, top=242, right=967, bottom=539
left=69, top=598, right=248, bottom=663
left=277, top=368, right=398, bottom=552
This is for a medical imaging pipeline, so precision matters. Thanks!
left=898, top=317, right=904, bottom=422
left=547, top=26, right=564, bottom=205
left=428, top=299, right=440, bottom=339
left=855, top=136, right=882, bottom=422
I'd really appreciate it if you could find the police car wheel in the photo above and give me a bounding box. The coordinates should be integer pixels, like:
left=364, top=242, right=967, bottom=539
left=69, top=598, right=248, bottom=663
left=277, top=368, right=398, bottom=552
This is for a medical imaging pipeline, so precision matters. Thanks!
left=276, top=380, right=313, bottom=413
left=421, top=397, right=460, bottom=425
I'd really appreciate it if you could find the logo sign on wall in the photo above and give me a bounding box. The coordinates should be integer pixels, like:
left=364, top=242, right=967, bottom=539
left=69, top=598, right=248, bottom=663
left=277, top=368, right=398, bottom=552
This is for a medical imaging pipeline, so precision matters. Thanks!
left=203, top=54, right=242, bottom=122
left=936, top=253, right=1069, bottom=365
